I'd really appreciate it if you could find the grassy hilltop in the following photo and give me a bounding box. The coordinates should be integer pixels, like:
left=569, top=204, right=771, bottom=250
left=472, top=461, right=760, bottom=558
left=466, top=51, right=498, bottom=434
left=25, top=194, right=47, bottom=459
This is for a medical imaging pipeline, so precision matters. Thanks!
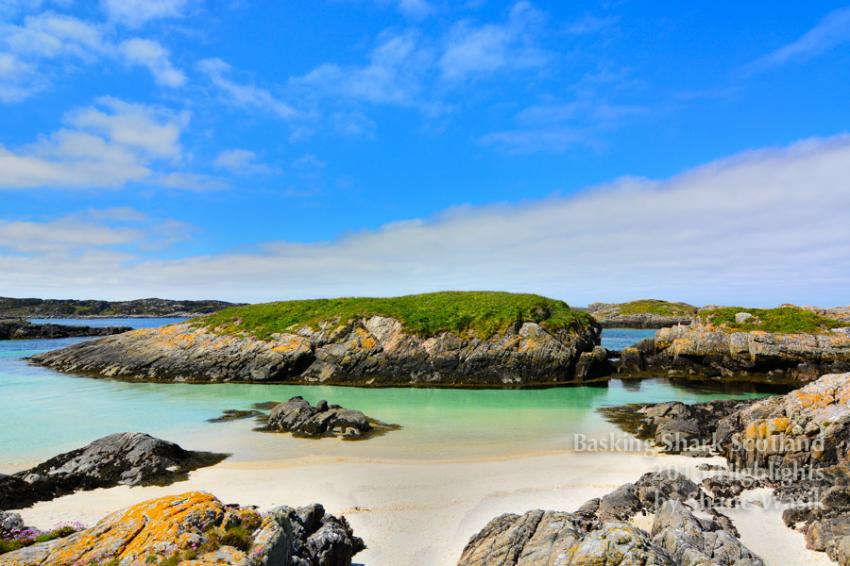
left=198, top=291, right=595, bottom=341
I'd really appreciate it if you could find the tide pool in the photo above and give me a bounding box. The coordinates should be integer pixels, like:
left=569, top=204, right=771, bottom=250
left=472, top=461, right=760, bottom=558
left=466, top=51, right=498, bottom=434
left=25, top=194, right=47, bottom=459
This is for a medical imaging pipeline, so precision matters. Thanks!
left=0, top=322, right=766, bottom=470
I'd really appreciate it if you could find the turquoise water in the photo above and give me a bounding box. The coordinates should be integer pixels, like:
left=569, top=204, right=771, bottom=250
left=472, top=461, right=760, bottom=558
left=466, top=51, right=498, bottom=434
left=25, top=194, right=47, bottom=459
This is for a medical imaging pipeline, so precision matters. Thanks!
left=0, top=323, right=767, bottom=469
left=601, top=328, right=656, bottom=350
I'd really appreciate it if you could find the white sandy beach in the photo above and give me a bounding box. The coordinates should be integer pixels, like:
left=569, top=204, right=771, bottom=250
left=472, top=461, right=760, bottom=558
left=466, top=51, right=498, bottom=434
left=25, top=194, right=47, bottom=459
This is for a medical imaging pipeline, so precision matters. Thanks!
left=12, top=449, right=830, bottom=566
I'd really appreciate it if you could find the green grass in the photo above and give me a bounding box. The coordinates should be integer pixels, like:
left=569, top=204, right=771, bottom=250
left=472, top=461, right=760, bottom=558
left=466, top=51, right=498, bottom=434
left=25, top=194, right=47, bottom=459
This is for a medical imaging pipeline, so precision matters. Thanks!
left=699, top=306, right=847, bottom=334
left=196, top=291, right=594, bottom=340
left=615, top=299, right=697, bottom=317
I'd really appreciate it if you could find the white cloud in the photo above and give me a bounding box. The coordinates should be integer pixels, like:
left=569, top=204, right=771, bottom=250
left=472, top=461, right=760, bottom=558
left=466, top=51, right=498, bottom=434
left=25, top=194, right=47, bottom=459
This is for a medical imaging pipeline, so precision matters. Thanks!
left=0, top=97, right=192, bottom=189
left=198, top=58, right=298, bottom=119
left=119, top=38, right=186, bottom=87
left=4, top=135, right=850, bottom=306
left=213, top=149, right=272, bottom=174
left=440, top=1, right=546, bottom=81
left=101, top=0, right=191, bottom=28
left=748, top=7, right=850, bottom=71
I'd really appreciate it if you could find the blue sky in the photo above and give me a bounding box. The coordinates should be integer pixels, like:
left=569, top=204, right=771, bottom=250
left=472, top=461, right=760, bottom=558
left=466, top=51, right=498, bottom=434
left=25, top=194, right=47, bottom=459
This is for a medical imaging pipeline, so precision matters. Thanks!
left=2, top=1, right=850, bottom=305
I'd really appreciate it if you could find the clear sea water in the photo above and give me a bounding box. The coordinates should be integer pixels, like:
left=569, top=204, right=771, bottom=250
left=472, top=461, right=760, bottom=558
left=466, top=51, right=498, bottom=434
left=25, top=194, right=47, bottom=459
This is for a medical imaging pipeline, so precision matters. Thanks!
left=0, top=322, right=768, bottom=470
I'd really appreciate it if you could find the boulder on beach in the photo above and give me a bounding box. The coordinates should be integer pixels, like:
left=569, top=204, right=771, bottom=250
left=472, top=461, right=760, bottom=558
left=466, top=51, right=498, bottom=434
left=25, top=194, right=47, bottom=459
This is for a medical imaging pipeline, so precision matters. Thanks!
left=0, top=433, right=227, bottom=510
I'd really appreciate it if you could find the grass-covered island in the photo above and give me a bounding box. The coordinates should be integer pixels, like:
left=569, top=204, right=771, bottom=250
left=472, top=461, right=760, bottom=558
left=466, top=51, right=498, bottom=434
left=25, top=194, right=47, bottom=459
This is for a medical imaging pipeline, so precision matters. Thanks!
left=587, top=299, right=698, bottom=328
left=698, top=305, right=847, bottom=334
left=31, top=291, right=603, bottom=387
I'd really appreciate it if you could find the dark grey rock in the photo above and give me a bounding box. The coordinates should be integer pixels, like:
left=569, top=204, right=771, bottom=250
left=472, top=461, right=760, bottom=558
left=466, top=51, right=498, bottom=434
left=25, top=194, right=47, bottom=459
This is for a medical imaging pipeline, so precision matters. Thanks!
left=0, top=433, right=227, bottom=510
left=264, top=396, right=394, bottom=439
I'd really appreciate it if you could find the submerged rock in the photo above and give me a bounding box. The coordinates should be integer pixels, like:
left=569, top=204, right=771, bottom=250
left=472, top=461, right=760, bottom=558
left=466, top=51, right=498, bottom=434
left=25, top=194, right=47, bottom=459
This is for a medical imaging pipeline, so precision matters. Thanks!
left=0, top=492, right=364, bottom=566
left=263, top=396, right=397, bottom=439
left=0, top=433, right=227, bottom=510
left=0, top=320, right=130, bottom=340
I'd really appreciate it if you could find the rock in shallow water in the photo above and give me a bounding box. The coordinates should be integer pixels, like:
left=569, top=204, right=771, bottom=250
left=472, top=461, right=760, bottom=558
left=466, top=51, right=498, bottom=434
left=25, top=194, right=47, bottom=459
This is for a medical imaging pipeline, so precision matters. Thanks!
left=0, top=432, right=228, bottom=510
left=262, top=396, right=398, bottom=439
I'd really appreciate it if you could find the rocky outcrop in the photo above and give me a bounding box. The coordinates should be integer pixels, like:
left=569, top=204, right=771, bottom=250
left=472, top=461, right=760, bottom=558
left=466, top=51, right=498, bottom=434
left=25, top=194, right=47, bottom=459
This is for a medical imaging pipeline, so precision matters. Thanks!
left=598, top=399, right=753, bottom=456
left=31, top=316, right=601, bottom=387
left=0, top=433, right=227, bottom=510
left=587, top=301, right=697, bottom=329
left=603, top=372, right=850, bottom=564
left=262, top=396, right=396, bottom=439
left=0, top=320, right=130, bottom=340
left=457, top=471, right=763, bottom=565
left=617, top=322, right=850, bottom=384
left=0, top=492, right=364, bottom=566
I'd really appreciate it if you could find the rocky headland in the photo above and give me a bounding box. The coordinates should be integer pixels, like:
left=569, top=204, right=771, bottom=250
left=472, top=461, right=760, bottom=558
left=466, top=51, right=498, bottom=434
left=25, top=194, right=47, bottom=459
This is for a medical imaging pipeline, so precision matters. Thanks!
left=615, top=306, right=850, bottom=384
left=0, top=297, right=238, bottom=319
left=599, top=371, right=850, bottom=564
left=0, top=433, right=227, bottom=510
left=0, top=320, right=130, bottom=340
left=30, top=292, right=602, bottom=387
left=587, top=300, right=698, bottom=328
left=0, top=491, right=364, bottom=566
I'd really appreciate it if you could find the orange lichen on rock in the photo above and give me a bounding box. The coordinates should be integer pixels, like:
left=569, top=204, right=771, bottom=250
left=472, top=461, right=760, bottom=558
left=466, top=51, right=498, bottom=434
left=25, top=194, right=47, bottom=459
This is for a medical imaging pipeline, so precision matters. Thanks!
left=794, top=390, right=836, bottom=409
left=4, top=492, right=224, bottom=566
left=271, top=336, right=309, bottom=353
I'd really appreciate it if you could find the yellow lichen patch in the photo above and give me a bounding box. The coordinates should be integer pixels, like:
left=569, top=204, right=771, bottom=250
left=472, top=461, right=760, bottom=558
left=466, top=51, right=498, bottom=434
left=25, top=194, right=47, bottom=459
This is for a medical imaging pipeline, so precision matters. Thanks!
left=794, top=391, right=835, bottom=409
left=40, top=492, right=224, bottom=566
left=770, top=417, right=790, bottom=434
left=272, top=336, right=308, bottom=353
left=354, top=327, right=378, bottom=350
left=518, top=336, right=541, bottom=353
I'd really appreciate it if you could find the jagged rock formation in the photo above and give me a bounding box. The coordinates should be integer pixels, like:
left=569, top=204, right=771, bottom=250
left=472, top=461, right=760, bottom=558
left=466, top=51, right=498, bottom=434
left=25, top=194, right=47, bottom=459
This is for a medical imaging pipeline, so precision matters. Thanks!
left=617, top=320, right=850, bottom=384
left=0, top=433, right=227, bottom=510
left=602, top=372, right=850, bottom=564
left=31, top=316, right=601, bottom=387
left=0, top=492, right=364, bottom=566
left=0, top=297, right=237, bottom=318
left=0, top=320, right=130, bottom=340
left=457, top=471, right=763, bottom=565
left=587, top=300, right=697, bottom=328
left=262, top=396, right=396, bottom=439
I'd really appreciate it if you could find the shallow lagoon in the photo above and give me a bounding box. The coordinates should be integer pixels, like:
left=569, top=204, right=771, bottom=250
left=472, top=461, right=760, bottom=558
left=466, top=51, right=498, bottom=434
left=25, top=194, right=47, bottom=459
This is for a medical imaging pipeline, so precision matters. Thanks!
left=0, top=321, right=765, bottom=469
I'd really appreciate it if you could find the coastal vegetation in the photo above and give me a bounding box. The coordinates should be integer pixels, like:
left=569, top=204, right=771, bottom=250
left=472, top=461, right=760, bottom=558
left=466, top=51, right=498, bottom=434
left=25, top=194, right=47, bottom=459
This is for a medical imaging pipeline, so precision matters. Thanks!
left=699, top=306, right=848, bottom=334
left=198, top=291, right=594, bottom=341
left=612, top=299, right=697, bottom=317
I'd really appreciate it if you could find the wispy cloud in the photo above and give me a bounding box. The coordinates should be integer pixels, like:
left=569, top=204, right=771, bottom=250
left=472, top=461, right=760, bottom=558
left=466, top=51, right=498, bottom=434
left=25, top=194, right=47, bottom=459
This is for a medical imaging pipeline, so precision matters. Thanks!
left=198, top=58, right=298, bottom=119
left=292, top=31, right=432, bottom=107
left=481, top=99, right=646, bottom=154
left=0, top=11, right=187, bottom=99
left=101, top=0, right=192, bottom=28
left=439, top=1, right=546, bottom=81
left=747, top=7, right=850, bottom=72
left=119, top=38, right=186, bottom=87
left=213, top=149, right=274, bottom=175
left=5, top=135, right=850, bottom=306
